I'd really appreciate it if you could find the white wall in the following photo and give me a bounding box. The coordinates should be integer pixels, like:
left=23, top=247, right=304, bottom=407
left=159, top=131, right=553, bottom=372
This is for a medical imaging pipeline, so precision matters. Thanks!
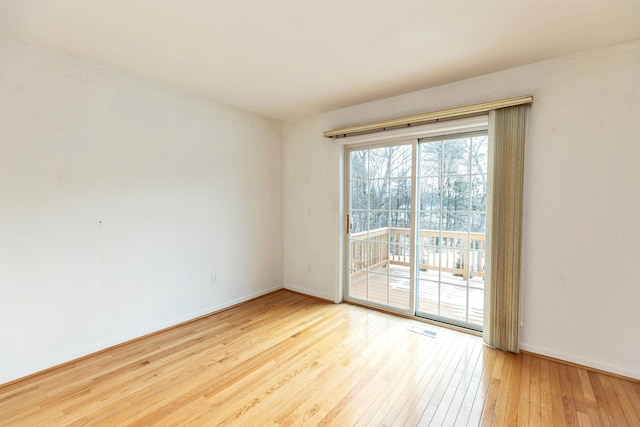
left=282, top=40, right=640, bottom=379
left=0, top=35, right=282, bottom=384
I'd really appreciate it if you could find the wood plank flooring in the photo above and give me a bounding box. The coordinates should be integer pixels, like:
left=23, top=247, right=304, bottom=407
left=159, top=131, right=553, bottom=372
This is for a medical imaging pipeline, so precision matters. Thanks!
left=1, top=290, right=638, bottom=426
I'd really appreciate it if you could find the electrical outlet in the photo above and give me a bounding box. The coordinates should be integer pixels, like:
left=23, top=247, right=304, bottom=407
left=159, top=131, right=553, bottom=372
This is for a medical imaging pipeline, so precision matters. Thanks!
left=307, top=264, right=312, bottom=272
left=211, top=273, right=217, bottom=284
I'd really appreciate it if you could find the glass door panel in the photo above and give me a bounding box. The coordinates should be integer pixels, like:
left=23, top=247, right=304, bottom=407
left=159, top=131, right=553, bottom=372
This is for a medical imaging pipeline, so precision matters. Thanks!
left=347, top=144, right=412, bottom=311
left=416, top=134, right=488, bottom=330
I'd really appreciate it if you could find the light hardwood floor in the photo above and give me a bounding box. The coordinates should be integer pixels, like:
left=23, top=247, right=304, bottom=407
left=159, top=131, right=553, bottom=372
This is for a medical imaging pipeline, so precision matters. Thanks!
left=1, top=290, right=638, bottom=426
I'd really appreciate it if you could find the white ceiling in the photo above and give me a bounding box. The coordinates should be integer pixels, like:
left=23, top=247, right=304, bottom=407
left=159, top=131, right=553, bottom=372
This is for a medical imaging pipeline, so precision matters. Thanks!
left=1, top=1, right=640, bottom=121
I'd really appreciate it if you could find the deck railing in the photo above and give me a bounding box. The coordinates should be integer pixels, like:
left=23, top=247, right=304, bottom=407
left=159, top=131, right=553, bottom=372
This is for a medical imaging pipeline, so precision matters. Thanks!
left=350, top=227, right=485, bottom=280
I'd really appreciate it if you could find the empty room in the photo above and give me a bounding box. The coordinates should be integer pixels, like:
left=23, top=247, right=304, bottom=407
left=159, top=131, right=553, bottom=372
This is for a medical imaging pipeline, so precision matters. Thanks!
left=1, top=1, right=639, bottom=425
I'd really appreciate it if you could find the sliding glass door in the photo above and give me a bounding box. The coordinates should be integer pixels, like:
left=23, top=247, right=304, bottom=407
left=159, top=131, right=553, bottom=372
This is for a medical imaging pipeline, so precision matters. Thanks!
left=415, top=134, right=487, bottom=330
left=345, top=132, right=488, bottom=331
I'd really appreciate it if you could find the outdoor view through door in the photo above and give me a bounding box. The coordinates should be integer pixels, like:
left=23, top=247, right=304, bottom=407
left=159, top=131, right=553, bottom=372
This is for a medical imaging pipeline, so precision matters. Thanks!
left=347, top=132, right=488, bottom=331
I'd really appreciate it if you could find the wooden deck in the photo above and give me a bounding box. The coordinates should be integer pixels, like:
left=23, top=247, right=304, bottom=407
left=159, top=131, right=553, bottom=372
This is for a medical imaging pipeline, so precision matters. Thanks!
left=350, top=264, right=484, bottom=326
left=1, top=290, right=639, bottom=426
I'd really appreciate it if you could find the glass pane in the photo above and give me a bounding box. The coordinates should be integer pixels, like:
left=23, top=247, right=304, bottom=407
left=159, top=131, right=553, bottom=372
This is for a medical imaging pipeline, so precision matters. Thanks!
left=389, top=211, right=411, bottom=228
left=441, top=212, right=468, bottom=232
left=470, top=213, right=486, bottom=233
left=350, top=149, right=368, bottom=180
left=390, top=144, right=412, bottom=178
left=389, top=227, right=410, bottom=246
left=389, top=178, right=411, bottom=211
left=390, top=275, right=410, bottom=310
left=419, top=177, right=440, bottom=211
left=441, top=252, right=467, bottom=286
left=470, top=249, right=486, bottom=272
left=419, top=211, right=440, bottom=231
left=369, top=147, right=389, bottom=179
left=469, top=288, right=484, bottom=325
left=349, top=210, right=367, bottom=234
left=350, top=180, right=368, bottom=210
left=469, top=233, right=485, bottom=251
left=459, top=249, right=470, bottom=278
left=368, top=239, right=389, bottom=271
left=349, top=269, right=367, bottom=301
left=349, top=238, right=368, bottom=270
left=389, top=242, right=410, bottom=265
left=418, top=280, right=439, bottom=314
left=439, top=245, right=462, bottom=279
left=443, top=138, right=470, bottom=175
left=471, top=136, right=488, bottom=175
left=470, top=175, right=487, bottom=212
left=441, top=175, right=469, bottom=211
left=418, top=244, right=440, bottom=277
left=369, top=211, right=388, bottom=231
left=468, top=250, right=486, bottom=284
left=469, top=274, right=485, bottom=290
left=368, top=272, right=388, bottom=305
left=420, top=141, right=441, bottom=177
left=369, top=180, right=389, bottom=210
left=440, top=283, right=467, bottom=321
left=389, top=263, right=410, bottom=278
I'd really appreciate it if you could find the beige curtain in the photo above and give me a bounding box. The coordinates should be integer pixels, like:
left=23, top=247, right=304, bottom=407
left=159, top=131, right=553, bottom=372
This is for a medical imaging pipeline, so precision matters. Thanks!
left=484, top=104, right=528, bottom=353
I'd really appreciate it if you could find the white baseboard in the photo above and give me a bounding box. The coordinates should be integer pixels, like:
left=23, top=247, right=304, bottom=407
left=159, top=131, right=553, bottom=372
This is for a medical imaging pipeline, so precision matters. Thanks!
left=519, top=343, right=639, bottom=380
left=189, top=285, right=284, bottom=318
left=1, top=285, right=284, bottom=385
left=283, top=284, right=337, bottom=303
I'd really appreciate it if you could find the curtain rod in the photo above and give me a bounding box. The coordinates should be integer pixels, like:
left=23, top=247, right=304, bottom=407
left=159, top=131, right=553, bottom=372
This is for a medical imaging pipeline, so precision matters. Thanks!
left=323, top=95, right=533, bottom=138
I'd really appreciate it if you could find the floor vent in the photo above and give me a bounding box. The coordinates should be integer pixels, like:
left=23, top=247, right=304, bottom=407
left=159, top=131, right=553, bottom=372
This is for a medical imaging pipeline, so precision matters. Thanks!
left=408, top=325, right=437, bottom=338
